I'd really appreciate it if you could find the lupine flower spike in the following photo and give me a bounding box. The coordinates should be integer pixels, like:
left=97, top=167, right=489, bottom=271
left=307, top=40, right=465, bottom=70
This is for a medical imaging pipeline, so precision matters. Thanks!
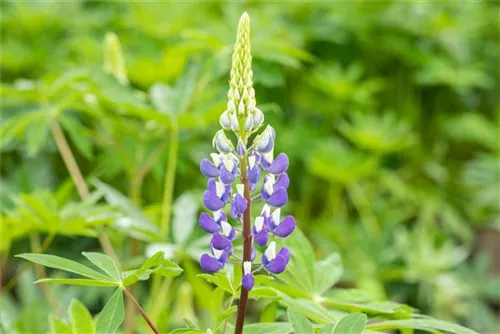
left=198, top=13, right=296, bottom=325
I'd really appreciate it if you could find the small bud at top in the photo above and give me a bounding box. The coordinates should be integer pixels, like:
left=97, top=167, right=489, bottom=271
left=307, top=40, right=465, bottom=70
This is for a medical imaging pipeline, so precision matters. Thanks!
left=221, top=12, right=264, bottom=134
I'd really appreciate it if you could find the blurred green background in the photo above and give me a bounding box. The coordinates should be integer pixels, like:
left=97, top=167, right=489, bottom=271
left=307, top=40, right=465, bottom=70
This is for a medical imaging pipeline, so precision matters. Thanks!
left=1, top=1, right=499, bottom=333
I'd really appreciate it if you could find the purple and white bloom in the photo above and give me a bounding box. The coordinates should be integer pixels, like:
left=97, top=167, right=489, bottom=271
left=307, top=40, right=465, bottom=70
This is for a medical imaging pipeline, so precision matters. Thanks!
left=213, top=130, right=234, bottom=154
left=262, top=175, right=288, bottom=207
left=200, top=247, right=230, bottom=273
left=210, top=221, right=236, bottom=250
left=199, top=12, right=295, bottom=290
left=237, top=138, right=246, bottom=156
left=262, top=242, right=290, bottom=274
left=230, top=184, right=248, bottom=219
left=219, top=156, right=238, bottom=184
left=253, top=216, right=269, bottom=246
left=242, top=261, right=254, bottom=291
left=248, top=155, right=261, bottom=191
left=203, top=179, right=231, bottom=211
left=254, top=125, right=275, bottom=153
left=266, top=153, right=289, bottom=175
left=199, top=210, right=227, bottom=234
left=268, top=208, right=295, bottom=238
left=200, top=154, right=221, bottom=178
left=200, top=153, right=239, bottom=185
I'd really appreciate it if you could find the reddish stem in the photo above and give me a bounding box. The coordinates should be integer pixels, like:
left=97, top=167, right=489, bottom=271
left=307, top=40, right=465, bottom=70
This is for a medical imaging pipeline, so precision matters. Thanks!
left=234, top=155, right=252, bottom=334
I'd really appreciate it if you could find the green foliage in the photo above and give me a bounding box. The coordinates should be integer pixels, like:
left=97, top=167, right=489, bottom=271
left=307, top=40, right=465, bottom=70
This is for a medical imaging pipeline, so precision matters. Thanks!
left=95, top=288, right=125, bottom=334
left=1, top=1, right=498, bottom=333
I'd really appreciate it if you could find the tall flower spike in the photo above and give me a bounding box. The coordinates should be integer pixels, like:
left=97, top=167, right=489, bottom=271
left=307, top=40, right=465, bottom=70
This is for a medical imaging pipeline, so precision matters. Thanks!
left=200, top=13, right=296, bottom=333
left=220, top=12, right=263, bottom=133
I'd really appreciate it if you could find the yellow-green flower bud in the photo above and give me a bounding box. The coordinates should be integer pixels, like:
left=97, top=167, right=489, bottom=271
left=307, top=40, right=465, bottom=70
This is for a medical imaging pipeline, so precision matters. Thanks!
left=220, top=12, right=264, bottom=133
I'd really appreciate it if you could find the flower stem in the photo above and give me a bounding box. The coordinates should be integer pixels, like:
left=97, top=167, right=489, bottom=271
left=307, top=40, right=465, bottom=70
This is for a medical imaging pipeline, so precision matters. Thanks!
left=124, top=287, right=160, bottom=334
left=30, top=234, right=60, bottom=314
left=235, top=152, right=252, bottom=334
left=49, top=120, right=121, bottom=266
left=160, top=125, right=179, bottom=238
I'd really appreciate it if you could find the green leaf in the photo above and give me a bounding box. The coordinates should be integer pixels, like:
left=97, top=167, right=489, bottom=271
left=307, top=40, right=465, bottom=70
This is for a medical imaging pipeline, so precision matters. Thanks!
left=69, top=299, right=95, bottom=334
left=96, top=288, right=124, bottom=334
left=104, top=32, right=128, bottom=85
left=36, top=278, right=121, bottom=287
left=197, top=271, right=235, bottom=295
left=318, top=324, right=335, bottom=334
left=60, top=115, right=93, bottom=159
left=314, top=253, right=343, bottom=295
left=333, top=313, right=367, bottom=334
left=172, top=193, right=199, bottom=245
left=213, top=305, right=237, bottom=332
left=276, top=228, right=316, bottom=295
left=288, top=308, right=314, bottom=334
left=366, top=318, right=479, bottom=334
left=242, top=323, right=293, bottom=334
left=26, top=118, right=50, bottom=156
left=279, top=294, right=344, bottom=324
left=16, top=253, right=112, bottom=281
left=122, top=251, right=182, bottom=285
left=49, top=315, right=72, bottom=334
left=82, top=252, right=121, bottom=282
left=92, top=180, right=162, bottom=242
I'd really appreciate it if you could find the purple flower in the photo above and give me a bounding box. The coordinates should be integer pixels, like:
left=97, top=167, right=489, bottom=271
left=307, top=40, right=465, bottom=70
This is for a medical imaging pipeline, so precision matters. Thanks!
left=200, top=247, right=230, bottom=273
left=219, top=156, right=238, bottom=184
left=203, top=179, right=231, bottom=211
left=237, top=138, right=246, bottom=156
left=262, top=242, right=290, bottom=274
left=200, top=153, right=238, bottom=185
left=253, top=216, right=269, bottom=246
left=242, top=261, right=254, bottom=290
left=200, top=159, right=220, bottom=178
left=230, top=185, right=248, bottom=219
left=262, top=175, right=288, bottom=207
left=275, top=173, right=290, bottom=190
left=248, top=155, right=261, bottom=191
left=266, top=153, right=289, bottom=175
left=268, top=208, right=295, bottom=238
left=254, top=126, right=275, bottom=153
left=199, top=210, right=227, bottom=234
left=210, top=221, right=236, bottom=250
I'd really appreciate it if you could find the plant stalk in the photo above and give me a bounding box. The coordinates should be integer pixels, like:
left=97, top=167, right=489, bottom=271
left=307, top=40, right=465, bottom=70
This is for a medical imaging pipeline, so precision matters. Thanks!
left=234, top=152, right=252, bottom=334
left=49, top=120, right=120, bottom=265
left=160, top=125, right=179, bottom=239
left=124, top=287, right=161, bottom=334
left=30, top=234, right=60, bottom=313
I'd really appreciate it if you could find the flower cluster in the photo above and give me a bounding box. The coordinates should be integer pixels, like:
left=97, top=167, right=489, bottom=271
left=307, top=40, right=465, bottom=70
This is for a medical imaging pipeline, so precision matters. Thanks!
left=198, top=12, right=295, bottom=291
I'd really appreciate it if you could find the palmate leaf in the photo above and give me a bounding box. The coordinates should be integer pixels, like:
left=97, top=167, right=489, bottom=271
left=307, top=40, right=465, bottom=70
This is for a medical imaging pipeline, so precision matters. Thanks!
left=95, top=288, right=125, bottom=334
left=49, top=315, right=71, bottom=334
left=276, top=228, right=343, bottom=297
left=213, top=305, right=237, bottom=332
left=224, top=322, right=294, bottom=334
left=16, top=253, right=113, bottom=281
left=70, top=299, right=95, bottom=334
left=288, top=308, right=315, bottom=334
left=92, top=180, right=163, bottom=242
left=82, top=252, right=121, bottom=282
left=197, top=271, right=235, bottom=295
left=36, top=278, right=120, bottom=287
left=122, top=251, right=183, bottom=286
left=332, top=313, right=367, bottom=334
left=366, top=318, right=479, bottom=334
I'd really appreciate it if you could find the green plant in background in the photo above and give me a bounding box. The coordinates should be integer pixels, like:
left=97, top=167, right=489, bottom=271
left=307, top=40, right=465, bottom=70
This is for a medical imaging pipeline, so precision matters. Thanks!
left=1, top=1, right=499, bottom=334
